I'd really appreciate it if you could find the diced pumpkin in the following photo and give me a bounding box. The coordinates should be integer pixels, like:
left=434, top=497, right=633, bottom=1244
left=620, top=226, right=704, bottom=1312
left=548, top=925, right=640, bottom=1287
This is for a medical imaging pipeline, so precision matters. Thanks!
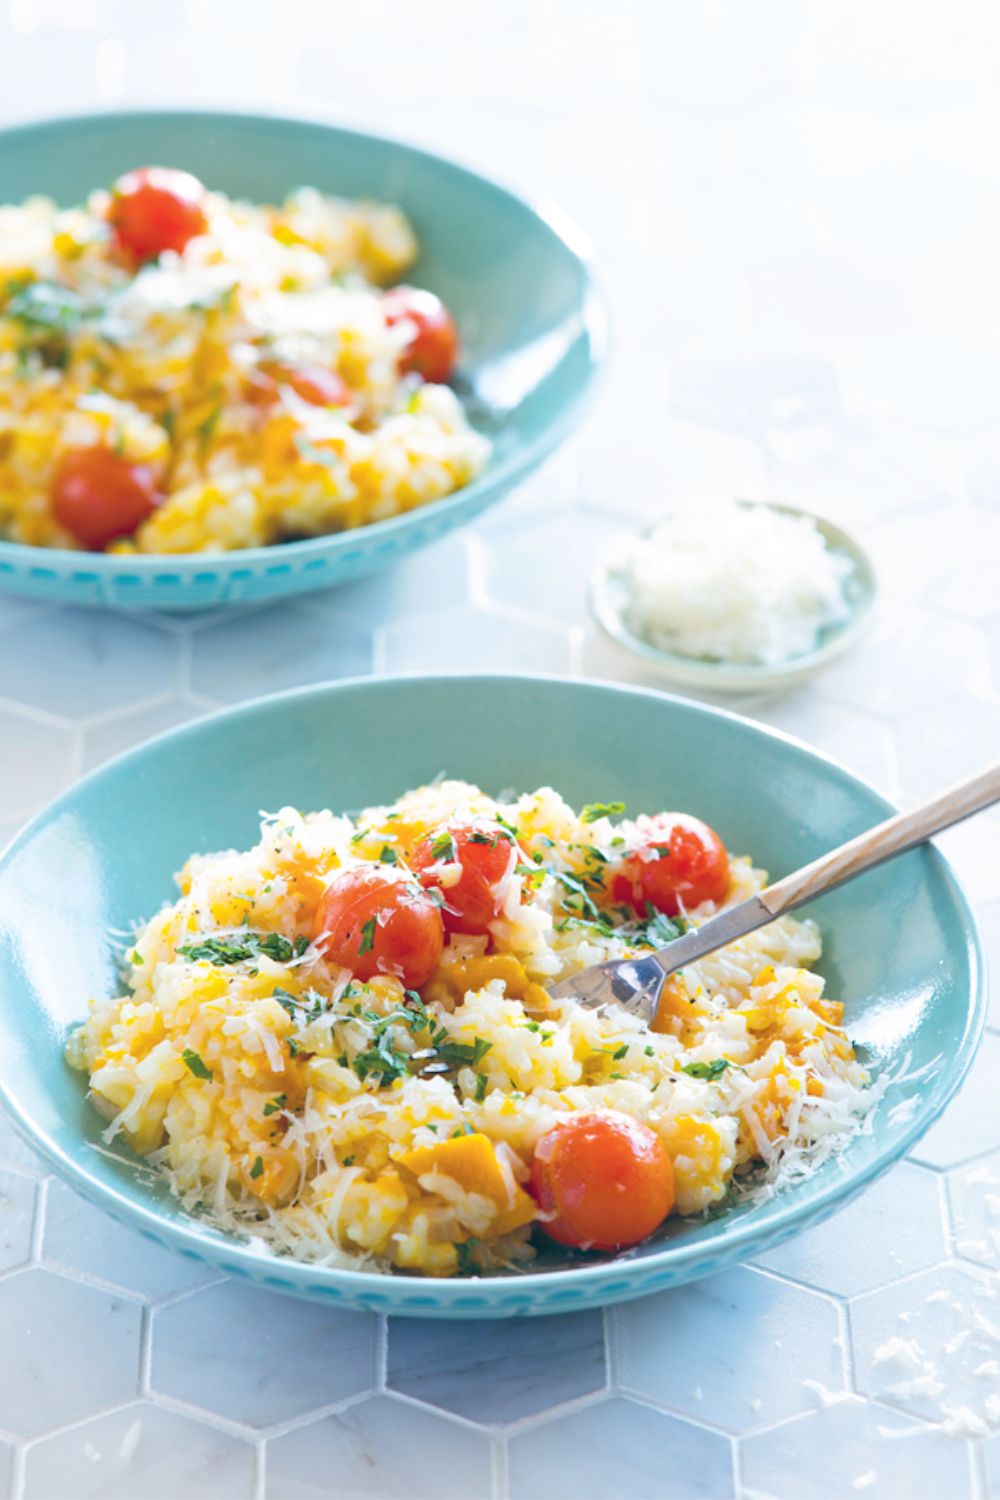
left=398, top=1132, right=536, bottom=1236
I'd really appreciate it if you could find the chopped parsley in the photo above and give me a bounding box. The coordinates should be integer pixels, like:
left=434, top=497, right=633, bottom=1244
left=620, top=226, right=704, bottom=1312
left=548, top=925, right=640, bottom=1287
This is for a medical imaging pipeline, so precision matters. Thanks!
left=429, top=830, right=457, bottom=862
left=680, top=1059, right=731, bottom=1082
left=178, top=932, right=295, bottom=966
left=455, top=1238, right=480, bottom=1274
left=357, top=918, right=376, bottom=957
left=474, top=1072, right=488, bottom=1102
left=378, top=846, right=399, bottom=864
left=182, top=1048, right=212, bottom=1080
left=433, top=1036, right=492, bottom=1069
left=6, top=279, right=88, bottom=335
left=197, top=401, right=223, bottom=445
left=249, top=1155, right=264, bottom=1180
left=610, top=1042, right=629, bottom=1060
left=549, top=867, right=602, bottom=921
left=581, top=801, right=626, bottom=823
left=263, top=1093, right=287, bottom=1117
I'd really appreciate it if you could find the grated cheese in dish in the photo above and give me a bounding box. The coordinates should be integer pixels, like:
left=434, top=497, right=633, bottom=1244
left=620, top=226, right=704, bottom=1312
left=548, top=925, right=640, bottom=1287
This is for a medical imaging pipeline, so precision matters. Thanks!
left=623, top=502, right=854, bottom=667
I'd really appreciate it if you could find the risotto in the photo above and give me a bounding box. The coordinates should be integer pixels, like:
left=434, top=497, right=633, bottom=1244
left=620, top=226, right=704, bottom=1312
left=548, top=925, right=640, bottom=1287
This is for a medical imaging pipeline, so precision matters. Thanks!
left=67, top=781, right=871, bottom=1277
left=0, top=166, right=489, bottom=553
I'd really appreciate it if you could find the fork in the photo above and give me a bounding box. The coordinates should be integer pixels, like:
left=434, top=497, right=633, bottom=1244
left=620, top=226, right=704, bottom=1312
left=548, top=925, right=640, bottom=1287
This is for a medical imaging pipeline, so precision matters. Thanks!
left=547, top=763, right=1000, bottom=1020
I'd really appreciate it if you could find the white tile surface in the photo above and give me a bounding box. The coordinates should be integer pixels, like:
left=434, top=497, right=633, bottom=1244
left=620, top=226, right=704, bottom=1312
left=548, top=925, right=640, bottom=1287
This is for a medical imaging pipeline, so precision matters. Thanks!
left=22, top=1403, right=256, bottom=1500
left=41, top=1179, right=214, bottom=1299
left=948, top=1151, right=1000, bottom=1271
left=264, top=1397, right=494, bottom=1499
left=507, top=1396, right=734, bottom=1500
left=0, top=1171, right=37, bottom=1274
left=386, top=1311, right=606, bottom=1425
left=0, top=713, right=74, bottom=824
left=190, top=605, right=373, bottom=705
left=908, top=1031, right=1000, bottom=1171
left=753, top=1161, right=948, bottom=1297
left=617, top=1265, right=843, bottom=1432
left=851, top=1263, right=1000, bottom=1432
left=150, top=1281, right=376, bottom=1428
left=740, top=1396, right=974, bottom=1500
left=0, top=3, right=998, bottom=1497
left=0, top=1269, right=141, bottom=1437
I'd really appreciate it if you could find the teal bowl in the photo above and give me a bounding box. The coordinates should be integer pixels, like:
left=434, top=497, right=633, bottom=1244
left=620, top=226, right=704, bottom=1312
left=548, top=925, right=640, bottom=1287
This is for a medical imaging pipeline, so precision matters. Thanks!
left=0, top=110, right=604, bottom=612
left=0, top=676, right=984, bottom=1317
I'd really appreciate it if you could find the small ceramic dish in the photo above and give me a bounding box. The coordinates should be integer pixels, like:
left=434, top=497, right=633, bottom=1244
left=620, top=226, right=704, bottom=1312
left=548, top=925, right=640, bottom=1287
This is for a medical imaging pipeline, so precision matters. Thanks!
left=0, top=109, right=605, bottom=612
left=591, top=501, right=877, bottom=693
left=0, top=674, right=982, bottom=1318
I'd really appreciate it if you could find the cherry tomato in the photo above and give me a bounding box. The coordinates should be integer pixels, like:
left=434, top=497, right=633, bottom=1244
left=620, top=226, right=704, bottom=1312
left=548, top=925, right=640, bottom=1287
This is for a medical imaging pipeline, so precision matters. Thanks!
left=609, top=815, right=730, bottom=917
left=107, top=166, right=208, bottom=264
left=50, top=446, right=160, bottom=550
left=382, top=286, right=459, bottom=383
left=313, top=865, right=444, bottom=988
left=410, top=819, right=518, bottom=936
left=249, top=363, right=351, bottom=409
left=530, top=1111, right=675, bottom=1251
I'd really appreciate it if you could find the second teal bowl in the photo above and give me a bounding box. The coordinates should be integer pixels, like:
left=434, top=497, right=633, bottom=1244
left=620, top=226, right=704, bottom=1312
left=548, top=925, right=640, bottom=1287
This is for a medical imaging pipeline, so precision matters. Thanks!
left=0, top=110, right=605, bottom=612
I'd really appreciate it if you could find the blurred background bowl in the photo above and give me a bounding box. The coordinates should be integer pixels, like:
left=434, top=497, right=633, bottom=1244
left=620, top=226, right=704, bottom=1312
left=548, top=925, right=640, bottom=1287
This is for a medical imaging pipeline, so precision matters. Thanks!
left=0, top=108, right=606, bottom=612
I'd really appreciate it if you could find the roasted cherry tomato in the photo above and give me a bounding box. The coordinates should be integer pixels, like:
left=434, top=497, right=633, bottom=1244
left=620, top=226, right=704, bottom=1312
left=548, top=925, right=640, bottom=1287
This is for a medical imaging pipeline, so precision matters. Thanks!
left=107, top=166, right=208, bottom=264
left=382, top=286, right=459, bottom=383
left=609, top=814, right=730, bottom=917
left=313, top=865, right=444, bottom=988
left=249, top=363, right=351, bottom=409
left=50, top=446, right=160, bottom=550
left=530, top=1111, right=675, bottom=1251
left=410, top=818, right=518, bottom=936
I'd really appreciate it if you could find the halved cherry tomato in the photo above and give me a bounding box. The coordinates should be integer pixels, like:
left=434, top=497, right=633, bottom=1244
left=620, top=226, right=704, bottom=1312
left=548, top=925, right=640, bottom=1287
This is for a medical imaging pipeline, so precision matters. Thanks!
left=530, top=1111, right=675, bottom=1251
left=382, top=286, right=459, bottom=383
left=313, top=865, right=444, bottom=988
left=609, top=815, right=730, bottom=917
left=248, top=363, right=350, bottom=410
left=410, top=818, right=518, bottom=936
left=50, top=446, right=160, bottom=550
left=107, top=166, right=208, bottom=264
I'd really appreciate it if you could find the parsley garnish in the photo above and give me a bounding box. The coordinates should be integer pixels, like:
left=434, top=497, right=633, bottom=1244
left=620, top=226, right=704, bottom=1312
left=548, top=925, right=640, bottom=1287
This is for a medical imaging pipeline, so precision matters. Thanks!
left=249, top=1155, right=264, bottom=1179
left=263, top=1094, right=287, bottom=1117
left=474, top=1072, right=488, bottom=1102
left=182, top=1048, right=212, bottom=1080
left=433, top=1036, right=492, bottom=1069
left=581, top=801, right=626, bottom=823
left=455, top=1238, right=480, bottom=1274
left=197, top=402, right=223, bottom=445
left=430, top=831, right=457, bottom=862
left=378, top=846, right=398, bottom=864
left=178, top=932, right=295, bottom=966
left=681, top=1059, right=731, bottom=1082
left=358, top=918, right=376, bottom=956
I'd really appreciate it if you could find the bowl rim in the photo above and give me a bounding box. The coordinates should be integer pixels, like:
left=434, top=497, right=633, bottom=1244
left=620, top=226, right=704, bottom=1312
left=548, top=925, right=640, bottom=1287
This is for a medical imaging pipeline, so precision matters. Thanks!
left=0, top=105, right=608, bottom=579
left=591, top=499, right=879, bottom=691
left=0, top=671, right=985, bottom=1302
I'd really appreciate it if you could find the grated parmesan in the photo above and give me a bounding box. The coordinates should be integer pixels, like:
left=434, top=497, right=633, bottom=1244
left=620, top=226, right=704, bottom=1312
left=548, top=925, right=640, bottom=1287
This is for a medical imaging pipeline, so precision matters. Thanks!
left=624, top=502, right=853, bottom=667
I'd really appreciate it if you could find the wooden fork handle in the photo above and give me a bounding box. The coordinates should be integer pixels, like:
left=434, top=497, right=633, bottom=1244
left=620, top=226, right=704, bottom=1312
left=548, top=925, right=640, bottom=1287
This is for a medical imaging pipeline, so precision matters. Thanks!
left=760, top=762, right=1000, bottom=919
